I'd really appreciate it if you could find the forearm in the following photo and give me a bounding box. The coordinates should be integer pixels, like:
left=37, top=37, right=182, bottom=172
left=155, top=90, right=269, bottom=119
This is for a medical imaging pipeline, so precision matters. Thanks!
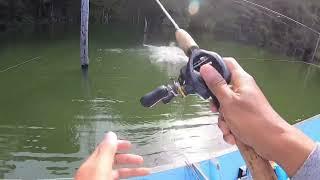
left=200, top=57, right=318, bottom=178
left=270, top=125, right=316, bottom=176
left=291, top=143, right=320, bottom=180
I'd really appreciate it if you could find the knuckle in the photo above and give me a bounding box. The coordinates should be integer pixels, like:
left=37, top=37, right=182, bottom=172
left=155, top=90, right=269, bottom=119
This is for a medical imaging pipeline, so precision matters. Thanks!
left=224, top=57, right=237, bottom=63
left=239, top=85, right=251, bottom=93
left=208, top=76, right=226, bottom=89
left=246, top=73, right=255, bottom=82
left=221, top=93, right=235, bottom=105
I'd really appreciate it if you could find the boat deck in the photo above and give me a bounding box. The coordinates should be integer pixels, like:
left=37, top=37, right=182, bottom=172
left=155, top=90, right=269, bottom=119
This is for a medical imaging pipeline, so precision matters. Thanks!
left=133, top=114, right=320, bottom=180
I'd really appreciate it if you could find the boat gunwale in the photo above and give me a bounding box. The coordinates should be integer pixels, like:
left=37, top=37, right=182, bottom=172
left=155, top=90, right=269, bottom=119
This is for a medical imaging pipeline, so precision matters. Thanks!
left=150, top=114, right=320, bottom=174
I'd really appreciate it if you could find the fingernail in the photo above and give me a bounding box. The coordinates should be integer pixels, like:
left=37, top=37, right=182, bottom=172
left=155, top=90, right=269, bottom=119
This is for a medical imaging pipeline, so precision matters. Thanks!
left=104, top=131, right=117, bottom=145
left=202, top=63, right=212, bottom=70
left=204, top=63, right=211, bottom=67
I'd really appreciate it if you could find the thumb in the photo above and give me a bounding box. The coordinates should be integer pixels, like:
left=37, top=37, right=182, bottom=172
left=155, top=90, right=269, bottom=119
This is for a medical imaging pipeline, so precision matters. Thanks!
left=200, top=64, right=234, bottom=103
left=95, top=132, right=118, bottom=177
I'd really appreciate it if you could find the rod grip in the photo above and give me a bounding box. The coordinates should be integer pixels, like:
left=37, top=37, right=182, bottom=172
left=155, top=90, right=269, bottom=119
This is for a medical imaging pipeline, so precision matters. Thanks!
left=175, top=29, right=199, bottom=56
left=236, top=139, right=277, bottom=180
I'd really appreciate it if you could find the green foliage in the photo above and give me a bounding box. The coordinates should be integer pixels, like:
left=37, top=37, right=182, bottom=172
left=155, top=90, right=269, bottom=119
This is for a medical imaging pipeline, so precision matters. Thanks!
left=0, top=0, right=320, bottom=62
left=184, top=0, right=320, bottom=62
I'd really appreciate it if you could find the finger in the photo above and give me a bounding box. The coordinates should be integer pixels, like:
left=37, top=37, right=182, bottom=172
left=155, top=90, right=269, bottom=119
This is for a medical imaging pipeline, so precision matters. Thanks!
left=113, top=168, right=150, bottom=179
left=200, top=64, right=234, bottom=103
left=117, top=140, right=132, bottom=151
left=223, top=134, right=236, bottom=145
left=97, top=131, right=118, bottom=156
left=210, top=103, right=218, bottom=112
left=224, top=57, right=252, bottom=87
left=223, top=57, right=244, bottom=73
left=95, top=132, right=118, bottom=176
left=218, top=116, right=232, bottom=136
left=115, top=154, right=144, bottom=165
left=76, top=133, right=118, bottom=179
left=91, top=138, right=129, bottom=158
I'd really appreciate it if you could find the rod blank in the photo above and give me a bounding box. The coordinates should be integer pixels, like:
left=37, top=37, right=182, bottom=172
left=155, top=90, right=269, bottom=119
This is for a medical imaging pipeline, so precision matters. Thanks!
left=154, top=0, right=180, bottom=30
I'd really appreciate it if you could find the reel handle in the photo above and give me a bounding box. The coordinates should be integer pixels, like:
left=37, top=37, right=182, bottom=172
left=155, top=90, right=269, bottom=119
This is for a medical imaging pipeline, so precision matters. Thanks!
left=140, top=86, right=170, bottom=108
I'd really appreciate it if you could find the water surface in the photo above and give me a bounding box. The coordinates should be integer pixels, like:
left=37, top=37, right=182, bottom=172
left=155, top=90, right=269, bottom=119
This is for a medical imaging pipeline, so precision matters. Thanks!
left=0, top=26, right=320, bottom=179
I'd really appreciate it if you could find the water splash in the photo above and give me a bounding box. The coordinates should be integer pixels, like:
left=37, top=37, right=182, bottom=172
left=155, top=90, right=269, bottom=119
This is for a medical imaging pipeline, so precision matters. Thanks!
left=103, top=48, right=124, bottom=54
left=99, top=45, right=188, bottom=76
left=143, top=44, right=188, bottom=77
left=100, top=45, right=188, bottom=64
left=144, top=44, right=188, bottom=64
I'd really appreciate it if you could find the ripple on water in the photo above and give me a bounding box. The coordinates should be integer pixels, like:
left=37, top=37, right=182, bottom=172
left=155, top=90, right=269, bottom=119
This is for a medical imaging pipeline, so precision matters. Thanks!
left=74, top=114, right=120, bottom=120
left=46, top=166, right=70, bottom=176
left=72, top=98, right=125, bottom=104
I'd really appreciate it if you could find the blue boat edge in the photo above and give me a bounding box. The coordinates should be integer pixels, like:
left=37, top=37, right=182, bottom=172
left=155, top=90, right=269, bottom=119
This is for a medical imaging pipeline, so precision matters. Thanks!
left=132, top=114, right=320, bottom=180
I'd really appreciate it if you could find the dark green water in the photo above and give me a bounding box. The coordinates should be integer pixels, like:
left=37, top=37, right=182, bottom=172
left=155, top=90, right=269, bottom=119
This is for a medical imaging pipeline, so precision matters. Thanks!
left=0, top=26, right=320, bottom=179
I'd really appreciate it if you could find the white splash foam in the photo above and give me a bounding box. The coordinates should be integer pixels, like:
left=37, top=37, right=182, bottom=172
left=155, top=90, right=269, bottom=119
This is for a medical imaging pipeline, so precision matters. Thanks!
left=144, top=43, right=188, bottom=64
left=100, top=44, right=188, bottom=65
left=103, top=48, right=124, bottom=53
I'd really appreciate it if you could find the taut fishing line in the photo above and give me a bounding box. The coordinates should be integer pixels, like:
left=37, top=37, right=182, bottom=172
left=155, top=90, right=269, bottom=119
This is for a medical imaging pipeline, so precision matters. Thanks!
left=232, top=0, right=320, bottom=63
left=0, top=57, right=41, bottom=73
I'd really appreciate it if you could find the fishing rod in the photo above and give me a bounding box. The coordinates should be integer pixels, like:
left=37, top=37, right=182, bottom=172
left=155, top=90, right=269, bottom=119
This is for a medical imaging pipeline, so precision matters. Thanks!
left=140, top=0, right=277, bottom=179
left=154, top=0, right=180, bottom=30
left=141, top=0, right=230, bottom=108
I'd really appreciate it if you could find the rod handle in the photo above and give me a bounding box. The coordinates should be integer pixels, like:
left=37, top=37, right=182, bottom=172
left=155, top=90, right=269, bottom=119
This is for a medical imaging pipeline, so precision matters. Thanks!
left=236, top=139, right=278, bottom=180
left=175, top=29, right=199, bottom=56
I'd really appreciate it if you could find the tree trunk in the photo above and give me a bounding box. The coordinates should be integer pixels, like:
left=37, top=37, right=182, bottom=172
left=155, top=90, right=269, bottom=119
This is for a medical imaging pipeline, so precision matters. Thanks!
left=80, top=0, right=89, bottom=68
left=50, top=2, right=54, bottom=23
left=137, top=8, right=140, bottom=24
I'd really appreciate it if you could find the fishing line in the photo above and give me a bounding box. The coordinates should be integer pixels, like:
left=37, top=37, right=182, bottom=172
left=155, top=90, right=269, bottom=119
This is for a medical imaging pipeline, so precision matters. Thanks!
left=302, top=62, right=320, bottom=69
left=0, top=56, right=41, bottom=73
left=233, top=0, right=289, bottom=26
left=232, top=0, right=320, bottom=35
left=232, top=0, right=320, bottom=63
left=171, top=99, right=216, bottom=180
left=239, top=58, right=320, bottom=66
left=239, top=58, right=301, bottom=62
left=153, top=0, right=188, bottom=154
left=238, top=58, right=320, bottom=75
left=231, top=0, right=320, bottom=87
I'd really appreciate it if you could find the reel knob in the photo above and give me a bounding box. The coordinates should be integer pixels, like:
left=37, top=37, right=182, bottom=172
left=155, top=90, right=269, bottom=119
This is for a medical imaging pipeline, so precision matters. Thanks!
left=140, top=86, right=170, bottom=108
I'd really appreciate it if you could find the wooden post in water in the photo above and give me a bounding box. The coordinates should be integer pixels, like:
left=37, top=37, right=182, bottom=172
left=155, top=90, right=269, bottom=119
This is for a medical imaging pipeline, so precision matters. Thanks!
left=143, top=17, right=148, bottom=45
left=80, top=0, right=89, bottom=69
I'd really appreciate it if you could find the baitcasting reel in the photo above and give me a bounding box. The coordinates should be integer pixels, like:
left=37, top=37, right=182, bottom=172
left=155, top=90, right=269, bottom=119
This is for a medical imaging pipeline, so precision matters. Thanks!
left=140, top=48, right=231, bottom=108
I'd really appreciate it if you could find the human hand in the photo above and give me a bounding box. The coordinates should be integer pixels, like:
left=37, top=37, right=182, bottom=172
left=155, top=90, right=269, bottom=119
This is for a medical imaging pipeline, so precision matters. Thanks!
left=75, top=132, right=150, bottom=180
left=200, top=58, right=315, bottom=176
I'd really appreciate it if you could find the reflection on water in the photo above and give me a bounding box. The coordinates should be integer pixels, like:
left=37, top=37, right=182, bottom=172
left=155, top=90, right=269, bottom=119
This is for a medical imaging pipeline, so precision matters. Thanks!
left=0, top=26, right=320, bottom=179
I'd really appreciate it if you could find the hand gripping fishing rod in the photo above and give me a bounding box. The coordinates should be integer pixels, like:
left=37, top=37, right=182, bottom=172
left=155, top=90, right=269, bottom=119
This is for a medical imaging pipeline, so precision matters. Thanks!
left=141, top=0, right=277, bottom=179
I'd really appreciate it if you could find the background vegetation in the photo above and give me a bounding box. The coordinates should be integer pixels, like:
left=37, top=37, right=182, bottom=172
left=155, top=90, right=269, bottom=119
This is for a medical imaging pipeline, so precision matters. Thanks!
left=1, top=0, right=320, bottom=62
